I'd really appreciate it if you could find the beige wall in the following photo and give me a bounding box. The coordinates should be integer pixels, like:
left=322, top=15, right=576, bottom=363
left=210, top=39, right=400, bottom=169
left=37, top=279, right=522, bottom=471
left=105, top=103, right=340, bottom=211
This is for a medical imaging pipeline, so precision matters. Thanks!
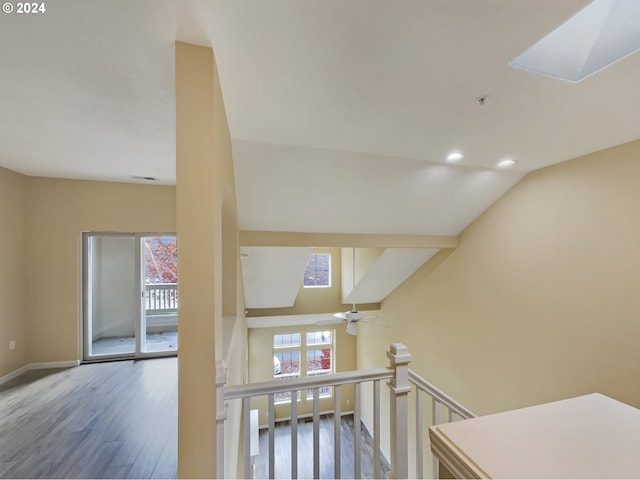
left=0, top=170, right=176, bottom=376
left=24, top=177, right=176, bottom=363
left=358, top=139, right=640, bottom=471
left=0, top=167, right=28, bottom=377
left=357, top=142, right=640, bottom=473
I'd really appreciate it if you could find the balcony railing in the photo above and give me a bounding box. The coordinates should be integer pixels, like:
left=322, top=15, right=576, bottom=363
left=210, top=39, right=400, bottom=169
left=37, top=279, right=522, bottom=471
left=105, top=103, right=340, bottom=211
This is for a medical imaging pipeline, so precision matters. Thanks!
left=145, top=283, right=178, bottom=315
left=217, top=343, right=475, bottom=479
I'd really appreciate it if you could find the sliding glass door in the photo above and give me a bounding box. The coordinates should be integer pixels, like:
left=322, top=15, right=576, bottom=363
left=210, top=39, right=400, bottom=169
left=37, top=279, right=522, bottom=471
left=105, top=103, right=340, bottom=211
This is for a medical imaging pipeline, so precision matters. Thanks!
left=83, top=233, right=178, bottom=361
left=142, top=236, right=178, bottom=354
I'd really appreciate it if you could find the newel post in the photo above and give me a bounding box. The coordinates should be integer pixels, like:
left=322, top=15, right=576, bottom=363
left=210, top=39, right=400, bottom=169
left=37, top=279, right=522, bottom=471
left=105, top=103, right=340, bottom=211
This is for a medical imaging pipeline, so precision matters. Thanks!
left=215, top=361, right=227, bottom=479
left=387, top=343, right=412, bottom=479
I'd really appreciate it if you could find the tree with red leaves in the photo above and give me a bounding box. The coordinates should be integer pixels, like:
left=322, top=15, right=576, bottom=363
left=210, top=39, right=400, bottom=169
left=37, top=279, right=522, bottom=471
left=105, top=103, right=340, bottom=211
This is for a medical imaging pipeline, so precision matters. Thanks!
left=144, top=237, right=178, bottom=284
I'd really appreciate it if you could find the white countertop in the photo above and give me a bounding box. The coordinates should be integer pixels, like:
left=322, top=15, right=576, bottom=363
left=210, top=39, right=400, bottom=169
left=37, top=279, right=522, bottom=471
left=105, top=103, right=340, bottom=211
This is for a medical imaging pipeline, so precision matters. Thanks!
left=429, top=393, right=640, bottom=479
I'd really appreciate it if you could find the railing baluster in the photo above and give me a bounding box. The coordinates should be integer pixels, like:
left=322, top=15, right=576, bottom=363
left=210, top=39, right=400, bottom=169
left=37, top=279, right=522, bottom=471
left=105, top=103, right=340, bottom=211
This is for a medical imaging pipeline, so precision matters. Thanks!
left=215, top=363, right=226, bottom=480
left=334, top=386, right=341, bottom=479
left=354, top=382, right=361, bottom=479
left=144, top=283, right=178, bottom=314
left=268, top=394, right=275, bottom=479
left=243, top=398, right=251, bottom=479
left=432, top=398, right=440, bottom=425
left=313, top=388, right=320, bottom=479
left=432, top=399, right=440, bottom=480
left=416, top=388, right=424, bottom=479
left=373, top=379, right=380, bottom=480
left=291, top=390, right=298, bottom=479
left=448, top=407, right=454, bottom=423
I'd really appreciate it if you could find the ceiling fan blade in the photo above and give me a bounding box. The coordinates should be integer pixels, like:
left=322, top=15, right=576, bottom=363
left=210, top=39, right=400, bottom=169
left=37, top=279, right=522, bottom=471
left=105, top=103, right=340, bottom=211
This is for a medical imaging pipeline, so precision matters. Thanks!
left=317, top=318, right=343, bottom=325
left=360, top=319, right=390, bottom=328
left=334, top=312, right=348, bottom=320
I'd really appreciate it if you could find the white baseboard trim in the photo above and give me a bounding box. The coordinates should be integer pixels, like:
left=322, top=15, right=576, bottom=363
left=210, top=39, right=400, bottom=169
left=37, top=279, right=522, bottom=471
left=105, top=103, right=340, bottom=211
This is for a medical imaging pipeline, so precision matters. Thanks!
left=0, top=364, right=30, bottom=386
left=0, top=360, right=80, bottom=386
left=258, top=409, right=356, bottom=429
left=29, top=360, right=80, bottom=370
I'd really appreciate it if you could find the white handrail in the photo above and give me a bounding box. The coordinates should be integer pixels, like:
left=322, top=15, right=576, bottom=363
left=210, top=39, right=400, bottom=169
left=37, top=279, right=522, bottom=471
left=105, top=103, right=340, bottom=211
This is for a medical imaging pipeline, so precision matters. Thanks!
left=224, top=367, right=393, bottom=400
left=408, top=368, right=475, bottom=478
left=408, top=369, right=475, bottom=419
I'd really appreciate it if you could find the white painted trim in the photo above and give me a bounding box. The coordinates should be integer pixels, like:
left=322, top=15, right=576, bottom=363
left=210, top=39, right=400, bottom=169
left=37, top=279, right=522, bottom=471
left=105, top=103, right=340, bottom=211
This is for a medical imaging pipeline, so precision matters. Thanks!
left=29, top=360, right=80, bottom=370
left=0, top=364, right=30, bottom=386
left=239, top=231, right=458, bottom=249
left=0, top=360, right=80, bottom=385
left=247, top=310, right=381, bottom=329
left=258, top=409, right=355, bottom=429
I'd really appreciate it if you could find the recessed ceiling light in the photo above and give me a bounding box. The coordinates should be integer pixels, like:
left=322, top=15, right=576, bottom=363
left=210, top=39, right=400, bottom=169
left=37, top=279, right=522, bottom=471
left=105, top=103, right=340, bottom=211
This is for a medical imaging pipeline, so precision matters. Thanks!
left=509, top=0, right=640, bottom=82
left=446, top=152, right=464, bottom=163
left=497, top=159, right=516, bottom=168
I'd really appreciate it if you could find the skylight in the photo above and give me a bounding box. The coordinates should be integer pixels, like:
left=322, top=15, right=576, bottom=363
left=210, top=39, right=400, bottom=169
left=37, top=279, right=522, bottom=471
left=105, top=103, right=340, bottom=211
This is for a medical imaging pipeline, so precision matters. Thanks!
left=509, top=0, right=640, bottom=82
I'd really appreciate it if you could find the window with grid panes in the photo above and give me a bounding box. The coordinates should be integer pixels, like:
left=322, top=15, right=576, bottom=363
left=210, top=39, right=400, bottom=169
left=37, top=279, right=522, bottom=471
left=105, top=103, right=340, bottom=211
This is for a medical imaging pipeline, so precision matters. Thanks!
left=273, top=330, right=334, bottom=403
left=303, top=253, right=331, bottom=287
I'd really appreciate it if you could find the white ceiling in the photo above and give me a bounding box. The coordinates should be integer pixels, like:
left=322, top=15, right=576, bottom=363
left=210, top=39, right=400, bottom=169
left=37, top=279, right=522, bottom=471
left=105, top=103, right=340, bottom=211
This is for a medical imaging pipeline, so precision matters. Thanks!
left=2, top=1, right=639, bottom=308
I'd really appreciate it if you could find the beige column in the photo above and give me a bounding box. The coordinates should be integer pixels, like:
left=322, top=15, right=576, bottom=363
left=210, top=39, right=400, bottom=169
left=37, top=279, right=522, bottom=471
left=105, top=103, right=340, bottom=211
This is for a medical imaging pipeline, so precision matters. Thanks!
left=175, top=41, right=220, bottom=478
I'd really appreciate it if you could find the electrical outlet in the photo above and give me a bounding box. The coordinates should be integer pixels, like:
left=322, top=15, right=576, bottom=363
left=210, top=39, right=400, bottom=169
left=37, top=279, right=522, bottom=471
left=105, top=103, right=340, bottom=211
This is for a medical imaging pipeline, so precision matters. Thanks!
left=9, top=340, right=15, bottom=350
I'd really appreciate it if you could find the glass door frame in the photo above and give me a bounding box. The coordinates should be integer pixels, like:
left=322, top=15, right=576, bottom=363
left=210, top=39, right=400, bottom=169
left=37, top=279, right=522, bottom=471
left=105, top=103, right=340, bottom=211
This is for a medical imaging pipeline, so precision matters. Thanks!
left=82, top=231, right=178, bottom=362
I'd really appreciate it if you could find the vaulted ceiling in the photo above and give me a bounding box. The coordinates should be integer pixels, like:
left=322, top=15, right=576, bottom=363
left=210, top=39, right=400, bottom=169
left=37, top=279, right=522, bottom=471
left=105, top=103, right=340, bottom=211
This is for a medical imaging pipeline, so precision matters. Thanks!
left=2, top=1, right=639, bottom=308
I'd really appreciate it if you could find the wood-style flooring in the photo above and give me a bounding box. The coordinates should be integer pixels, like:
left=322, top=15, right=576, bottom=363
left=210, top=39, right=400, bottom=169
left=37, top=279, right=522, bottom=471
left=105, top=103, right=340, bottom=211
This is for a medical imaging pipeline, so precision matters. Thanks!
left=0, top=358, right=177, bottom=479
left=1, top=358, right=389, bottom=479
left=255, top=415, right=390, bottom=479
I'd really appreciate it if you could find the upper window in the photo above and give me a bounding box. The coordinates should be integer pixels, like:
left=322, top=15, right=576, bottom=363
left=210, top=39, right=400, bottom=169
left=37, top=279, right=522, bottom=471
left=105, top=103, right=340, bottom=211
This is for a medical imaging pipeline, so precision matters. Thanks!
left=273, top=333, right=301, bottom=348
left=303, top=253, right=331, bottom=288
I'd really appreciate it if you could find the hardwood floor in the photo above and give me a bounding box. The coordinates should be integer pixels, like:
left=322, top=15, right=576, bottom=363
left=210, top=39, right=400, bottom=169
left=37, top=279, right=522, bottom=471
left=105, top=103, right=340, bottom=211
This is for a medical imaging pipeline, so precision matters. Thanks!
left=255, top=414, right=391, bottom=479
left=2, top=359, right=389, bottom=479
left=0, top=358, right=177, bottom=479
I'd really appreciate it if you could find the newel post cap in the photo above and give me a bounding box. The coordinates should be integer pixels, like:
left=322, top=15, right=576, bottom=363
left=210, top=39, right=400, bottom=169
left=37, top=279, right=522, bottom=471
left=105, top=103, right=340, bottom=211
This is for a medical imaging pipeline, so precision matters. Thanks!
left=386, top=343, right=412, bottom=365
left=216, top=360, right=227, bottom=384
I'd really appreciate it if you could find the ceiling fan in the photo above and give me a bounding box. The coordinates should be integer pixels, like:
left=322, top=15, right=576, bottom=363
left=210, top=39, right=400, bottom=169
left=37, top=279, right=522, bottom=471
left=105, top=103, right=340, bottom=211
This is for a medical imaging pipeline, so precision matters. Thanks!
left=317, top=247, right=377, bottom=336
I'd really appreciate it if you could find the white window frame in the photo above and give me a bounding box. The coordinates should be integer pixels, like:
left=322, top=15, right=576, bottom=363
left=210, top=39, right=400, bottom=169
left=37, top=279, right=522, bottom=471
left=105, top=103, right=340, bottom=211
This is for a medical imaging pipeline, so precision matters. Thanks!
left=273, top=329, right=335, bottom=404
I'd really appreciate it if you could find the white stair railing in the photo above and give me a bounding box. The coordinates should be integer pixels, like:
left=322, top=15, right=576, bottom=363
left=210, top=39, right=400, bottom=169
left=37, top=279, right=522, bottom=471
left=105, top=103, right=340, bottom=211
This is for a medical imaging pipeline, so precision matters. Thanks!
left=217, top=343, right=474, bottom=479
left=222, top=368, right=396, bottom=479
left=408, top=369, right=476, bottom=478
